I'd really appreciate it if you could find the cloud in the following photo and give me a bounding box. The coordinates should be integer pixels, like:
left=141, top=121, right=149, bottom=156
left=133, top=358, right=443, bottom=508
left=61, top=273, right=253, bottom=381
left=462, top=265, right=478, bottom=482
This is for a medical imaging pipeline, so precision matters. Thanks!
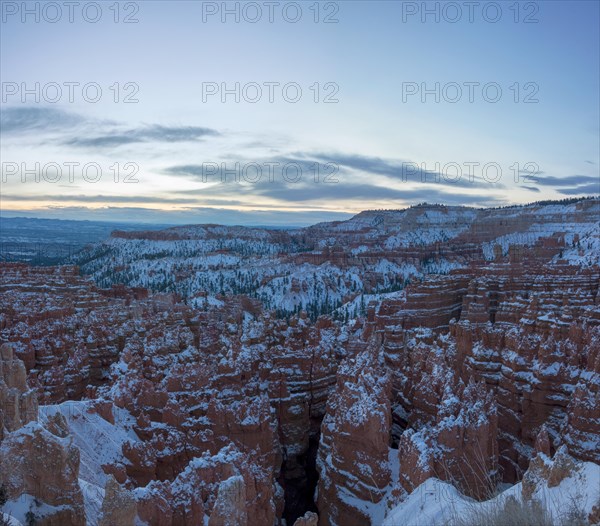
left=251, top=181, right=501, bottom=206
left=141, top=125, right=219, bottom=142
left=291, top=151, right=404, bottom=178
left=1, top=194, right=199, bottom=204
left=65, top=125, right=220, bottom=148
left=165, top=164, right=209, bottom=179
left=557, top=183, right=600, bottom=195
left=522, top=174, right=599, bottom=196
left=1, top=107, right=219, bottom=150
left=162, top=158, right=504, bottom=208
left=164, top=152, right=503, bottom=192
left=530, top=174, right=598, bottom=187
left=0, top=106, right=83, bottom=133
left=166, top=158, right=341, bottom=185
left=286, top=152, right=502, bottom=189
left=63, top=135, right=141, bottom=148
left=522, top=186, right=541, bottom=193
left=192, top=198, right=346, bottom=211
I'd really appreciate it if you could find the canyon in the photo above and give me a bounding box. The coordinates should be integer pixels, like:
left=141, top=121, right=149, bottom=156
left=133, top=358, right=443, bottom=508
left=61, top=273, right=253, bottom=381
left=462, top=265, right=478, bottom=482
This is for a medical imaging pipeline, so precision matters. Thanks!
left=0, top=198, right=599, bottom=525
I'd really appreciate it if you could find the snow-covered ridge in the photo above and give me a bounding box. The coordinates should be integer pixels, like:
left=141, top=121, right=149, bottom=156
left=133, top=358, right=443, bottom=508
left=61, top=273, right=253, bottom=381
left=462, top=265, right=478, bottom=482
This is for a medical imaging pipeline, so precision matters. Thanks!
left=382, top=457, right=600, bottom=526
left=71, top=198, right=600, bottom=319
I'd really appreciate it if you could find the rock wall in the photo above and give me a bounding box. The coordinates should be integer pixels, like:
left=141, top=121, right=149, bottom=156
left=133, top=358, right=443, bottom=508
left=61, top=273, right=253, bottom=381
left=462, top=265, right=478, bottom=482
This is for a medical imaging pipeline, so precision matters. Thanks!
left=316, top=350, right=392, bottom=526
left=0, top=343, right=85, bottom=526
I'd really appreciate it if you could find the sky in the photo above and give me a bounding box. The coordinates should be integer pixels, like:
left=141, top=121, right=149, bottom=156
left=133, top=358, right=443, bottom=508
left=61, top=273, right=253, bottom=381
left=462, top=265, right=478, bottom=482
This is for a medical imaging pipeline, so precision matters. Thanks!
left=1, top=0, right=599, bottom=226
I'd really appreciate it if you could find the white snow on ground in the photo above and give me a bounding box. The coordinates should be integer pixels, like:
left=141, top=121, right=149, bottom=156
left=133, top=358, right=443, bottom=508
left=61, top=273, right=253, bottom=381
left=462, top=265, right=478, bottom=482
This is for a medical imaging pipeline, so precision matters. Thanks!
left=79, top=479, right=105, bottom=526
left=482, top=219, right=600, bottom=261
left=2, top=495, right=69, bottom=526
left=383, top=209, right=477, bottom=249
left=382, top=461, right=600, bottom=526
left=554, top=221, right=600, bottom=267
left=38, top=400, right=139, bottom=525
left=1, top=512, right=23, bottom=526
left=335, top=289, right=406, bottom=320
left=39, top=401, right=139, bottom=488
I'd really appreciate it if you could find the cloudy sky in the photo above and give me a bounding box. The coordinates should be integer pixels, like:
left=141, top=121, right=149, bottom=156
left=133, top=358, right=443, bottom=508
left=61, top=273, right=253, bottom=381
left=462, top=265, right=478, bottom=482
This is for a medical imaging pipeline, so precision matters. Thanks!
left=1, top=0, right=599, bottom=225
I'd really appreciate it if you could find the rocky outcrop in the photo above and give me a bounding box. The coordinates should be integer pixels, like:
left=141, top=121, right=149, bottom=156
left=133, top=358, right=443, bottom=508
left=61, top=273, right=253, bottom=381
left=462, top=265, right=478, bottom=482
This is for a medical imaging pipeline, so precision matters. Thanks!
left=521, top=446, right=578, bottom=500
left=71, top=199, right=600, bottom=319
left=99, top=475, right=137, bottom=526
left=208, top=475, right=247, bottom=526
left=0, top=344, right=94, bottom=526
left=324, top=256, right=599, bottom=520
left=0, top=351, right=84, bottom=526
left=562, top=326, right=600, bottom=464
left=131, top=444, right=278, bottom=526
left=0, top=421, right=85, bottom=525
left=453, top=265, right=600, bottom=481
left=0, top=261, right=345, bottom=524
left=316, top=350, right=392, bottom=526
left=0, top=343, right=38, bottom=439
left=398, top=377, right=498, bottom=500
left=293, top=511, right=318, bottom=526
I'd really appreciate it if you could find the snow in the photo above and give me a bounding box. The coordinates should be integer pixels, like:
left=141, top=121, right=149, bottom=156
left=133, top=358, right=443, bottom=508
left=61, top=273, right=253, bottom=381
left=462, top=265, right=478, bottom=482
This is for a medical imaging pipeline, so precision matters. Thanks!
left=37, top=401, right=139, bottom=525
left=79, top=479, right=105, bottom=526
left=71, top=199, right=599, bottom=320
left=382, top=478, right=468, bottom=526
left=39, top=401, right=139, bottom=487
left=482, top=216, right=599, bottom=263
left=382, top=461, right=600, bottom=526
left=2, top=495, right=70, bottom=526
left=1, top=513, right=22, bottom=526
left=554, top=221, right=600, bottom=267
left=383, top=210, right=476, bottom=249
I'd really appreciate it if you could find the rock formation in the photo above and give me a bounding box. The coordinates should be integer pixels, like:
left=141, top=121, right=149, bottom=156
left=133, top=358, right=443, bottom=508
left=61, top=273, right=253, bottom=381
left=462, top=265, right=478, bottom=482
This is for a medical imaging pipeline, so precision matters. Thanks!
left=0, top=344, right=84, bottom=526
left=316, top=350, right=392, bottom=525
left=1, top=198, right=598, bottom=524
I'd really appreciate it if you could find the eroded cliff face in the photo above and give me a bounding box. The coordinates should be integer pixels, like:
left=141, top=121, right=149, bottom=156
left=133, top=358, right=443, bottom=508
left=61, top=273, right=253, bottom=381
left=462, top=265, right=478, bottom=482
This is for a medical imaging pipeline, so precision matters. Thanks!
left=453, top=265, right=600, bottom=480
left=0, top=264, right=343, bottom=525
left=0, top=342, right=38, bottom=438
left=1, top=199, right=599, bottom=525
left=316, top=350, right=392, bottom=526
left=0, top=343, right=85, bottom=526
left=321, top=260, right=599, bottom=521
